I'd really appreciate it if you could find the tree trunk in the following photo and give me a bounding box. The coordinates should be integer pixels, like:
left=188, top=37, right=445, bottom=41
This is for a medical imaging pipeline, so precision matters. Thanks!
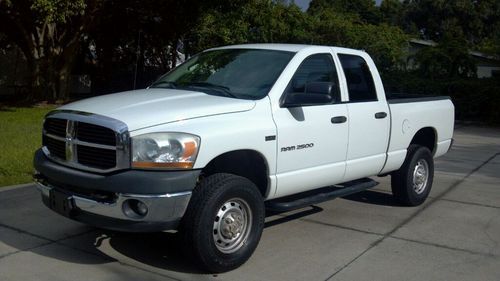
left=57, top=42, right=79, bottom=101
left=57, top=64, right=71, bottom=101
left=171, top=42, right=178, bottom=69
left=26, top=58, right=41, bottom=101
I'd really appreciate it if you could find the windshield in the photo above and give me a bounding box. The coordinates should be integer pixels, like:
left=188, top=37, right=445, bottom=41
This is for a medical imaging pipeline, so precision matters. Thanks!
left=150, top=49, right=295, bottom=100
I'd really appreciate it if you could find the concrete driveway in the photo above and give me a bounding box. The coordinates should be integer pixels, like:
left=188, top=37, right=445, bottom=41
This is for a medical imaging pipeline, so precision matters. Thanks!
left=1, top=125, right=499, bottom=281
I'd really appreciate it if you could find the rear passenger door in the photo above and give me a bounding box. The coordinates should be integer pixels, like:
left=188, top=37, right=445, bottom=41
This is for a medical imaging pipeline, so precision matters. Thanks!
left=337, top=53, right=390, bottom=181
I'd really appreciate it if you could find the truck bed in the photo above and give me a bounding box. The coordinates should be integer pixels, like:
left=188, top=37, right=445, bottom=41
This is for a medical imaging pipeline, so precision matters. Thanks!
left=379, top=96, right=455, bottom=174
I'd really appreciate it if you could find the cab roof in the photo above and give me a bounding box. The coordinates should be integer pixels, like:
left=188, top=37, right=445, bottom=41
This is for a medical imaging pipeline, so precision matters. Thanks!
left=209, top=43, right=363, bottom=54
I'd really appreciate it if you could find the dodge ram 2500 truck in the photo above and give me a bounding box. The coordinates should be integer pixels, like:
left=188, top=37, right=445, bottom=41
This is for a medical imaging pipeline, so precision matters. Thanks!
left=34, top=44, right=454, bottom=272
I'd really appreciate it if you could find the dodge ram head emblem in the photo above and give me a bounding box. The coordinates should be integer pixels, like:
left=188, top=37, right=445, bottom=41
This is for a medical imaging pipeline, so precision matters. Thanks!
left=65, top=120, right=77, bottom=162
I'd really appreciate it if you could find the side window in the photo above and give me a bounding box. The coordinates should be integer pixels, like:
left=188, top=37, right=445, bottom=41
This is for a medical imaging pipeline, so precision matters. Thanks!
left=285, top=53, right=340, bottom=103
left=338, top=54, right=377, bottom=102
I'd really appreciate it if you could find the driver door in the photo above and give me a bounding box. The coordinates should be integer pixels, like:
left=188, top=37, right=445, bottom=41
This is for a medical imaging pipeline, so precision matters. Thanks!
left=273, top=53, right=349, bottom=198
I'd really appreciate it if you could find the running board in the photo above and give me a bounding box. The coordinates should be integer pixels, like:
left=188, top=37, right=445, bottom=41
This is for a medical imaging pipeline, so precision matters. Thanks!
left=265, top=178, right=379, bottom=213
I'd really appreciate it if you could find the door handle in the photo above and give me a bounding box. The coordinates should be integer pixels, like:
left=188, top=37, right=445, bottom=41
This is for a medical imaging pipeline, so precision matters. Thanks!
left=331, top=116, right=347, bottom=124
left=375, top=112, right=387, bottom=119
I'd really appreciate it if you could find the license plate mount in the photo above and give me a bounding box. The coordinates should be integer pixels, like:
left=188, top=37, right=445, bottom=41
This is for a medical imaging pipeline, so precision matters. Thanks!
left=49, top=189, right=75, bottom=217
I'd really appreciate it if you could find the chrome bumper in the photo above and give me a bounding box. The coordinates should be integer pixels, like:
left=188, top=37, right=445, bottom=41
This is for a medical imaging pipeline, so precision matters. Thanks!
left=35, top=179, right=192, bottom=224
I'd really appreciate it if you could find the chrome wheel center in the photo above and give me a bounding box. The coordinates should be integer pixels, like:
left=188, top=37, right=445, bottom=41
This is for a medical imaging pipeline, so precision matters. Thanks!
left=413, top=159, right=429, bottom=194
left=213, top=199, right=252, bottom=254
left=221, top=212, right=243, bottom=239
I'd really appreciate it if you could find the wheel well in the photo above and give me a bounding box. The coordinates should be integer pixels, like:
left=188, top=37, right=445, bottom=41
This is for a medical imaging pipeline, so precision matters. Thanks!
left=201, top=150, right=269, bottom=197
left=410, top=127, right=436, bottom=154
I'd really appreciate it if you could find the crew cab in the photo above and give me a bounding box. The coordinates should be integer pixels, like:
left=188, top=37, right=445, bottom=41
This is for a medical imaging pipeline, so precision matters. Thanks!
left=34, top=44, right=454, bottom=272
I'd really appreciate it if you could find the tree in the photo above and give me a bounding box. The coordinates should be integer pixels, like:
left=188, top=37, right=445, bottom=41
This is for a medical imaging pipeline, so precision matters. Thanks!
left=188, top=0, right=313, bottom=54
left=308, top=0, right=380, bottom=24
left=311, top=8, right=408, bottom=72
left=0, top=0, right=103, bottom=101
left=87, top=0, right=236, bottom=93
left=404, top=0, right=500, bottom=47
left=191, top=0, right=407, bottom=73
left=414, top=33, right=476, bottom=79
left=398, top=0, right=500, bottom=77
left=379, top=0, right=404, bottom=26
left=0, top=0, right=233, bottom=99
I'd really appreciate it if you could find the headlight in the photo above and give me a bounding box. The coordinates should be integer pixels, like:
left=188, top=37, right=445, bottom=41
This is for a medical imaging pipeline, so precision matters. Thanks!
left=131, top=132, right=200, bottom=169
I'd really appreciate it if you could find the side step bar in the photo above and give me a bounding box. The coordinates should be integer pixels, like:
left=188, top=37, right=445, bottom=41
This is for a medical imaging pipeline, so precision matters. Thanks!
left=265, top=178, right=378, bottom=213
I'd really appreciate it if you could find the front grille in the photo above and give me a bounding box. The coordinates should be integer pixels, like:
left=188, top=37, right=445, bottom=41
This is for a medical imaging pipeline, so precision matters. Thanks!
left=77, top=145, right=116, bottom=169
left=44, top=118, right=67, bottom=137
left=77, top=122, right=116, bottom=146
left=42, top=115, right=127, bottom=172
left=43, top=135, right=66, bottom=159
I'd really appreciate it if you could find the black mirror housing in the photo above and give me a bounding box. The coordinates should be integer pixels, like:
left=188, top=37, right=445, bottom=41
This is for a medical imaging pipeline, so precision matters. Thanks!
left=305, top=82, right=334, bottom=96
left=282, top=81, right=335, bottom=108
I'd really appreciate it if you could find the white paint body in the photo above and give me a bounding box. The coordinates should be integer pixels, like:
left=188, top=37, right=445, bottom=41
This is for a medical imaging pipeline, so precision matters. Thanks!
left=59, top=44, right=455, bottom=200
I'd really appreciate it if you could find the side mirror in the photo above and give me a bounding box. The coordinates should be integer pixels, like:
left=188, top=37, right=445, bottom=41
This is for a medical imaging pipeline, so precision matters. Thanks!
left=305, top=82, right=334, bottom=96
left=281, top=82, right=335, bottom=108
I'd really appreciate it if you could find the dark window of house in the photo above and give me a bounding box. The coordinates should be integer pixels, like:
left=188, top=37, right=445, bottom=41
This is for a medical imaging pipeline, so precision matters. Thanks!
left=284, top=53, right=341, bottom=103
left=338, top=54, right=377, bottom=102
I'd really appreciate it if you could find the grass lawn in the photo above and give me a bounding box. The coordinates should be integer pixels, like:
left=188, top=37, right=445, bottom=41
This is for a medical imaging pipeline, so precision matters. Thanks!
left=0, top=106, right=55, bottom=187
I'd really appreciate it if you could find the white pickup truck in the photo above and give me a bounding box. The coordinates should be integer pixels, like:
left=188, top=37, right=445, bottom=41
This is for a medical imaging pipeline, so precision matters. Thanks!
left=34, top=44, right=454, bottom=272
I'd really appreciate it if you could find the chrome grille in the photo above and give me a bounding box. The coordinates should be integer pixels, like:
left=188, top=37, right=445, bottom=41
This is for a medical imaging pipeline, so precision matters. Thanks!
left=42, top=111, right=129, bottom=173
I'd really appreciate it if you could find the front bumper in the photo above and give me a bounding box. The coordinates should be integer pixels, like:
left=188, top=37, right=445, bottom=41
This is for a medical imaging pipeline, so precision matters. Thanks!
left=33, top=149, right=200, bottom=232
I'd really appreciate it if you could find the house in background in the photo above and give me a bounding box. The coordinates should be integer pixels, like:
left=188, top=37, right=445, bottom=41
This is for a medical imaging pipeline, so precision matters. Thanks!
left=407, top=39, right=500, bottom=78
left=470, top=50, right=500, bottom=78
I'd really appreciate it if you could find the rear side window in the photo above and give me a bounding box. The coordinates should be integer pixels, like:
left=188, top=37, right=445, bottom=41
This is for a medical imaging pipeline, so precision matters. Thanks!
left=338, top=54, right=377, bottom=102
left=285, top=53, right=341, bottom=102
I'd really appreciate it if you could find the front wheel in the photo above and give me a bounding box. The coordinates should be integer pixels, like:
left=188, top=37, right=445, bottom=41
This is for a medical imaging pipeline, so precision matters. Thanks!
left=181, top=173, right=264, bottom=272
left=391, top=145, right=434, bottom=206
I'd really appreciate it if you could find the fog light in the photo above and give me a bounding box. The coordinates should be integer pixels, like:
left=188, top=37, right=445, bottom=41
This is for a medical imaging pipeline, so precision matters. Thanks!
left=123, top=199, right=148, bottom=218
left=133, top=200, right=148, bottom=216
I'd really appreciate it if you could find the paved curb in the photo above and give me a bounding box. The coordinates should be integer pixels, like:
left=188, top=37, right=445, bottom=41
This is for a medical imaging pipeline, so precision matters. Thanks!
left=0, top=183, right=34, bottom=192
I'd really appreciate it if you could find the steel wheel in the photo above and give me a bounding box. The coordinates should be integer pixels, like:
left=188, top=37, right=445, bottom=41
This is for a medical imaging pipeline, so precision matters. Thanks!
left=213, top=198, right=252, bottom=254
left=412, top=159, right=429, bottom=194
left=181, top=173, right=265, bottom=272
left=392, top=145, right=434, bottom=206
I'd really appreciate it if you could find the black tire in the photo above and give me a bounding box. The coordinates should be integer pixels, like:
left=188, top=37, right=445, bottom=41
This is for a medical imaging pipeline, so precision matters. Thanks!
left=181, top=173, right=265, bottom=273
left=391, top=145, right=434, bottom=206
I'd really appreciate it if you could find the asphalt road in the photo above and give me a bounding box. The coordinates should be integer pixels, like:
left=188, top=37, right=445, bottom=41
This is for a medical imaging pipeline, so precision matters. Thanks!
left=1, top=125, right=499, bottom=281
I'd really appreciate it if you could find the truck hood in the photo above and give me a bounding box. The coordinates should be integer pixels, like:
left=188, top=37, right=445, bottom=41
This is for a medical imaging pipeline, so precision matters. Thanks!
left=58, top=89, right=256, bottom=131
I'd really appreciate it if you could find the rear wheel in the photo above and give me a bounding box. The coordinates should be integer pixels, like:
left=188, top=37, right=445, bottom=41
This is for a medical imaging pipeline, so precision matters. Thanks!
left=391, top=145, right=434, bottom=206
left=181, top=173, right=264, bottom=272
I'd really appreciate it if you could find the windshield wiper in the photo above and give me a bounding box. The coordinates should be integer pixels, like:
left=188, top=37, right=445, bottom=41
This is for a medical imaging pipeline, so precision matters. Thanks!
left=184, top=82, right=236, bottom=98
left=149, top=81, right=177, bottom=89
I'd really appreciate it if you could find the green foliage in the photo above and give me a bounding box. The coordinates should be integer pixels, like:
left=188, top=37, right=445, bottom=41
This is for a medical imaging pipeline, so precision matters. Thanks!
left=0, top=106, right=55, bottom=186
left=383, top=72, right=500, bottom=124
left=449, top=78, right=500, bottom=124
left=189, top=0, right=407, bottom=73
left=30, top=0, right=86, bottom=24
left=312, top=11, right=408, bottom=71
left=0, top=0, right=104, bottom=101
left=403, top=0, right=500, bottom=47
left=379, top=0, right=404, bottom=26
left=309, top=0, right=380, bottom=24
left=414, top=34, right=476, bottom=78
left=0, top=0, right=499, bottom=124
left=377, top=0, right=500, bottom=80
left=188, top=0, right=313, bottom=54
